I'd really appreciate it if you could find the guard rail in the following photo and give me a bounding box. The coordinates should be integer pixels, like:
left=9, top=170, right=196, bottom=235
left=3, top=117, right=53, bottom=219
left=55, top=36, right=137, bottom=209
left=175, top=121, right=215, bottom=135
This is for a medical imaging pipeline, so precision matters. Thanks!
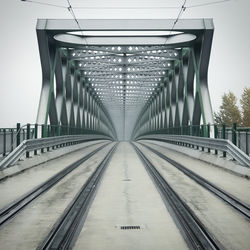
left=0, top=134, right=111, bottom=170
left=137, top=134, right=250, bottom=167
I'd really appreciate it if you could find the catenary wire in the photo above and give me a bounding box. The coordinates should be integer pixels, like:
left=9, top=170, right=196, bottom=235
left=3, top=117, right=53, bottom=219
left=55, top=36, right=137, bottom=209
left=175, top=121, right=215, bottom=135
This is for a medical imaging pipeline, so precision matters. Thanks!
left=66, top=0, right=88, bottom=46
left=20, top=0, right=232, bottom=10
left=187, top=0, right=230, bottom=8
left=21, top=0, right=67, bottom=8
left=74, top=6, right=180, bottom=9
left=164, top=0, right=187, bottom=45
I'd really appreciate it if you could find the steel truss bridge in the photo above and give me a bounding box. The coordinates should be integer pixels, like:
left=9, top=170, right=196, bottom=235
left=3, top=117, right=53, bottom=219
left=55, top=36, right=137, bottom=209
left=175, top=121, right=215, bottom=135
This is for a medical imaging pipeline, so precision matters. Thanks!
left=36, top=19, right=214, bottom=141
left=0, top=18, right=250, bottom=250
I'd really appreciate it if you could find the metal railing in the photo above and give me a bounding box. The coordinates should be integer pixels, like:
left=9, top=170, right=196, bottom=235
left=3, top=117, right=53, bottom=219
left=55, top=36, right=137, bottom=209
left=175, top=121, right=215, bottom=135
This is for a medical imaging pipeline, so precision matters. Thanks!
left=0, top=123, right=113, bottom=158
left=136, top=134, right=250, bottom=168
left=0, top=134, right=111, bottom=170
left=136, top=123, right=250, bottom=156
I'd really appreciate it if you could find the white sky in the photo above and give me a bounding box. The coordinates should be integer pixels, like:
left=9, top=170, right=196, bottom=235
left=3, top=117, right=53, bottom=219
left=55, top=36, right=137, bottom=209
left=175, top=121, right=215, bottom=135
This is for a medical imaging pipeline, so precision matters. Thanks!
left=0, top=0, right=249, bottom=127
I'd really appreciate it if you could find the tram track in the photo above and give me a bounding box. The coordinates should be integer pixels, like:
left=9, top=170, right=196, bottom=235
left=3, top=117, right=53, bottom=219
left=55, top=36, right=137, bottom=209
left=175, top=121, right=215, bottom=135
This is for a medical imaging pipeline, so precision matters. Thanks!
left=0, top=142, right=111, bottom=227
left=132, top=142, right=222, bottom=250
left=138, top=141, right=250, bottom=219
left=38, top=143, right=117, bottom=250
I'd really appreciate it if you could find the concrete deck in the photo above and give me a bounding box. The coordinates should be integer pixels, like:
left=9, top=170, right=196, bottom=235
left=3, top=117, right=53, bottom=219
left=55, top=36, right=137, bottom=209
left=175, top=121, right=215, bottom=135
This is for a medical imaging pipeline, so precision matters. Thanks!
left=140, top=140, right=250, bottom=205
left=0, top=141, right=249, bottom=249
left=0, top=143, right=114, bottom=249
left=74, top=142, right=188, bottom=250
left=136, top=142, right=250, bottom=250
left=0, top=140, right=109, bottom=209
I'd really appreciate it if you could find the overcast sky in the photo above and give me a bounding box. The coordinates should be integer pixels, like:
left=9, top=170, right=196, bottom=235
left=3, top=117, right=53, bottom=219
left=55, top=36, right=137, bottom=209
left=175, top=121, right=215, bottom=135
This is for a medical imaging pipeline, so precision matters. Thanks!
left=0, top=0, right=249, bottom=127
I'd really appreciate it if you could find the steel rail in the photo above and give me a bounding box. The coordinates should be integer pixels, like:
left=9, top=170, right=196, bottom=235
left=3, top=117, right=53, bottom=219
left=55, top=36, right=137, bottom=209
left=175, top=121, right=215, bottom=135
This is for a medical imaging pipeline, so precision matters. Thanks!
left=132, top=143, right=221, bottom=250
left=139, top=142, right=250, bottom=219
left=0, top=142, right=110, bottom=227
left=38, top=143, right=118, bottom=250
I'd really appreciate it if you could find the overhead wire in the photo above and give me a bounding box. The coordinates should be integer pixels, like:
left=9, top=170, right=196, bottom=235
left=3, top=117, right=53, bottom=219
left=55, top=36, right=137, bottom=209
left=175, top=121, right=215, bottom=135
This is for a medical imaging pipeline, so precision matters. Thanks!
left=187, top=0, right=231, bottom=8
left=21, top=0, right=232, bottom=10
left=74, top=6, right=179, bottom=9
left=66, top=0, right=88, bottom=45
left=21, top=0, right=67, bottom=9
left=164, top=0, right=187, bottom=45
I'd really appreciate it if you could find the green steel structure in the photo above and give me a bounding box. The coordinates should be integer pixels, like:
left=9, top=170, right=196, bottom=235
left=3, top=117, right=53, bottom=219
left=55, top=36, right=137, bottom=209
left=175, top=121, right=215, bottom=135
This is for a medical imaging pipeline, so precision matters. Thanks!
left=36, top=19, right=214, bottom=140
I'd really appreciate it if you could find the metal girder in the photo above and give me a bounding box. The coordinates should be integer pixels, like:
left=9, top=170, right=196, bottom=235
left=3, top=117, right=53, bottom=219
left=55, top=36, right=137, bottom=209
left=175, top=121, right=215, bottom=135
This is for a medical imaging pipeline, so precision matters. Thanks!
left=36, top=19, right=214, bottom=140
left=37, top=19, right=213, bottom=31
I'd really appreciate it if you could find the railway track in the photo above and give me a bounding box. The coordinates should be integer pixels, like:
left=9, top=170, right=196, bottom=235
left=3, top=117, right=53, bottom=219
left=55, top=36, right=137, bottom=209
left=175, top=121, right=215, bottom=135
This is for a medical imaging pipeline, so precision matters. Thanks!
left=132, top=142, right=222, bottom=250
left=138, top=142, right=250, bottom=219
left=0, top=142, right=111, bottom=227
left=38, top=143, right=117, bottom=250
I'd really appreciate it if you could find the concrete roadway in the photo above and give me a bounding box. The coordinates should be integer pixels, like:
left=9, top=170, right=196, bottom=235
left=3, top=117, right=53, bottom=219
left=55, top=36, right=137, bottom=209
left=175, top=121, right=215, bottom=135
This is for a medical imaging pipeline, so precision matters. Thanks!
left=0, top=141, right=249, bottom=249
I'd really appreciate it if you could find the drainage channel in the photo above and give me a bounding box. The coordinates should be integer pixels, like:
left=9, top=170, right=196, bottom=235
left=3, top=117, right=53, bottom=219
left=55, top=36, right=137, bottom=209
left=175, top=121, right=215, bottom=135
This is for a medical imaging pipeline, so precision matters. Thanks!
left=132, top=142, right=222, bottom=250
left=38, top=143, right=118, bottom=250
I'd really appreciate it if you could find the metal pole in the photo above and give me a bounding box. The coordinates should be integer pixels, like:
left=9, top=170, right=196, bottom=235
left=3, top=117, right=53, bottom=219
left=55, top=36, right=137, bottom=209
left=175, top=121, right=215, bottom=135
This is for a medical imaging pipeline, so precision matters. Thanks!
left=3, top=129, right=6, bottom=157
left=246, top=129, right=249, bottom=155
left=26, top=124, right=30, bottom=158
left=34, top=123, right=38, bottom=155
left=41, top=124, right=45, bottom=153
left=47, top=125, right=50, bottom=151
left=214, top=124, right=218, bottom=155
left=232, top=123, right=237, bottom=146
left=16, top=123, right=21, bottom=147
left=207, top=124, right=210, bottom=153
left=11, top=128, right=14, bottom=152
left=201, top=125, right=204, bottom=151
left=222, top=124, right=226, bottom=157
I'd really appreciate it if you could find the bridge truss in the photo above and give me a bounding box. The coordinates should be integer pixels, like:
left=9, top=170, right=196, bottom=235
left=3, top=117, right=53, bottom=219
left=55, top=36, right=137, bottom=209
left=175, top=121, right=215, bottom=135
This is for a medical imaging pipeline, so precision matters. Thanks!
left=36, top=19, right=214, bottom=140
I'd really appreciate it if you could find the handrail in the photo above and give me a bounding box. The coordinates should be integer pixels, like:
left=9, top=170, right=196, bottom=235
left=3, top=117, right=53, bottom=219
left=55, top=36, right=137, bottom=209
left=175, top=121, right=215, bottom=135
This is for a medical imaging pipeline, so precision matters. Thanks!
left=136, top=134, right=250, bottom=168
left=0, top=134, right=111, bottom=170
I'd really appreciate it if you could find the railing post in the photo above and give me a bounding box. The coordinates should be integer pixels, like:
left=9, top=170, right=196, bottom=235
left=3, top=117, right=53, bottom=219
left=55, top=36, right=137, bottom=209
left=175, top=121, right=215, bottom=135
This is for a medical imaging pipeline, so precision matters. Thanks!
left=56, top=125, right=59, bottom=148
left=222, top=124, right=226, bottom=157
left=11, top=128, right=14, bottom=152
left=214, top=124, right=218, bottom=155
left=207, top=124, right=210, bottom=153
left=232, top=122, right=237, bottom=146
left=41, top=124, right=45, bottom=153
left=201, top=125, right=204, bottom=151
left=26, top=124, right=30, bottom=158
left=47, top=125, right=50, bottom=151
left=23, top=128, right=25, bottom=141
left=57, top=125, right=61, bottom=136
left=3, top=129, right=6, bottom=157
left=189, top=124, right=194, bottom=148
left=16, top=123, right=21, bottom=147
left=246, top=129, right=249, bottom=155
left=34, top=124, right=38, bottom=155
